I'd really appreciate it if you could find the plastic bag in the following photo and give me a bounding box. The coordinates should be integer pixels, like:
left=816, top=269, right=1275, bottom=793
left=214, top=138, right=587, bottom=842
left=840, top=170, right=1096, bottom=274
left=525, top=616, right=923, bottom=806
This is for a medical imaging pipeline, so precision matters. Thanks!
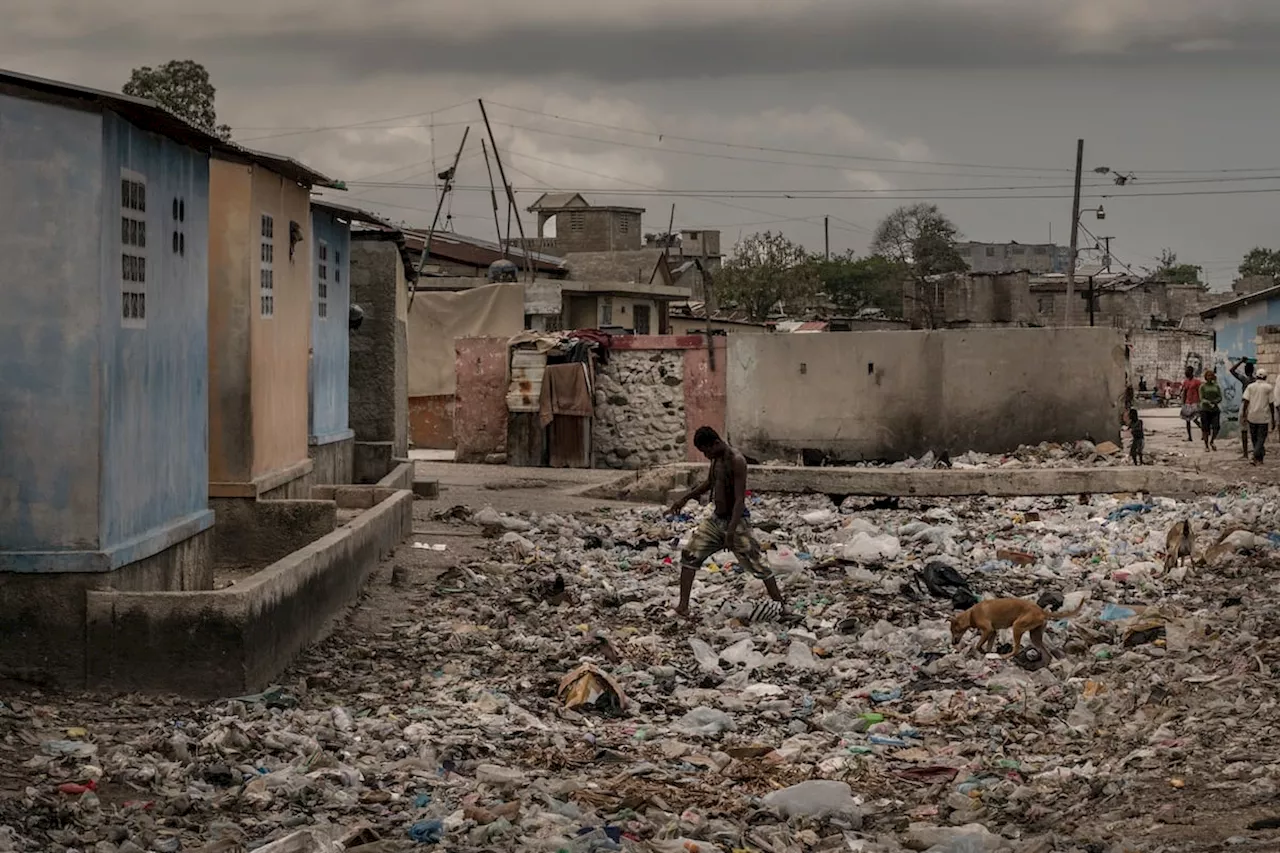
left=763, top=780, right=861, bottom=821
left=672, top=707, right=736, bottom=737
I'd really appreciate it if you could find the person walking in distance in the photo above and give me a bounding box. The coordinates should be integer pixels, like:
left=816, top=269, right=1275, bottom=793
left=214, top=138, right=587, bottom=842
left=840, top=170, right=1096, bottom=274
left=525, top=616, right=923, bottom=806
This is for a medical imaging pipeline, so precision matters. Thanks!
left=1231, top=357, right=1258, bottom=457
left=1126, top=408, right=1145, bottom=465
left=1179, top=365, right=1203, bottom=442
left=668, top=427, right=785, bottom=617
left=1200, top=370, right=1223, bottom=452
left=1242, top=369, right=1276, bottom=466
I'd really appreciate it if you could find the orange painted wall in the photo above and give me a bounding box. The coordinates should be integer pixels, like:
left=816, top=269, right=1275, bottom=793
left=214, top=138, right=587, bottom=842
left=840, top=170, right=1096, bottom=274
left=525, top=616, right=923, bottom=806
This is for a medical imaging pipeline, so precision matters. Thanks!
left=248, top=170, right=311, bottom=480
left=207, top=158, right=311, bottom=491
left=208, top=159, right=254, bottom=485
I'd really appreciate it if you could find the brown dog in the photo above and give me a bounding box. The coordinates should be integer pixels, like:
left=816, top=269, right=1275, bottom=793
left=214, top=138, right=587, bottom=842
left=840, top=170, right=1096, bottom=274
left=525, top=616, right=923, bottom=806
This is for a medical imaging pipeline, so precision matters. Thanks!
left=1164, top=520, right=1195, bottom=570
left=950, top=598, right=1084, bottom=658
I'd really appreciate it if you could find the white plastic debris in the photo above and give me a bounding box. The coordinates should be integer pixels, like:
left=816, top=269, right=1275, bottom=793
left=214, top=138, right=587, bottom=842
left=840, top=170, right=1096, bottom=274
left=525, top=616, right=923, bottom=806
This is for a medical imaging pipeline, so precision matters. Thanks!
left=763, top=780, right=862, bottom=821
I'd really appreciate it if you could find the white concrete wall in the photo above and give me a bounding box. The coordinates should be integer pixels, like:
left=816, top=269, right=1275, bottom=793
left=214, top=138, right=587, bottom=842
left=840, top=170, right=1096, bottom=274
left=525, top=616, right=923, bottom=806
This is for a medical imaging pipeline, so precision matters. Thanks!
left=726, top=328, right=1126, bottom=461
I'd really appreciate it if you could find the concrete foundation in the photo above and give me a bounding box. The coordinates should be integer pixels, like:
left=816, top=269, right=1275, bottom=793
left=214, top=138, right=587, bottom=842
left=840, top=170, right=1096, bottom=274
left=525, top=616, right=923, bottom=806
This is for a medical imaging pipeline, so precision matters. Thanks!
left=355, top=441, right=397, bottom=485
left=308, top=433, right=355, bottom=486
left=85, top=488, right=413, bottom=697
left=209, top=497, right=337, bottom=572
left=0, top=528, right=214, bottom=688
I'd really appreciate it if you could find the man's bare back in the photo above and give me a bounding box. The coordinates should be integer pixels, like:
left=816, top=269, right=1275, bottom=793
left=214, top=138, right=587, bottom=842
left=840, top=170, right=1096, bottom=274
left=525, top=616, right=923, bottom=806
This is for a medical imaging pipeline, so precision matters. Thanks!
left=710, top=447, right=747, bottom=519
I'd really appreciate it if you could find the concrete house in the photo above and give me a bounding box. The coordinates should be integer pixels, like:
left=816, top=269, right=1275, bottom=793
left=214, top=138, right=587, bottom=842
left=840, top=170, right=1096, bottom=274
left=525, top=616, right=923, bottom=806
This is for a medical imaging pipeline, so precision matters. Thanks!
left=207, top=148, right=339, bottom=500
left=0, top=70, right=221, bottom=678
left=308, top=201, right=354, bottom=483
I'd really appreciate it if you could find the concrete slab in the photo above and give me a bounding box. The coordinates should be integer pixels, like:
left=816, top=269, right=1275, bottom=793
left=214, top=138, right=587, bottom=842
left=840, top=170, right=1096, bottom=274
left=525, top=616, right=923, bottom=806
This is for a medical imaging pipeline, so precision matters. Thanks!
left=585, top=463, right=1217, bottom=502
left=745, top=465, right=1217, bottom=498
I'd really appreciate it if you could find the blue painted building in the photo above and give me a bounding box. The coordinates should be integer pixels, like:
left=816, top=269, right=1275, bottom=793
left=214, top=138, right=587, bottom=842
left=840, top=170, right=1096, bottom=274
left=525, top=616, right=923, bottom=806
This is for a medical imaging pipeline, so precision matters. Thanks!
left=0, top=70, right=219, bottom=573
left=1200, top=285, right=1280, bottom=436
left=309, top=202, right=353, bottom=451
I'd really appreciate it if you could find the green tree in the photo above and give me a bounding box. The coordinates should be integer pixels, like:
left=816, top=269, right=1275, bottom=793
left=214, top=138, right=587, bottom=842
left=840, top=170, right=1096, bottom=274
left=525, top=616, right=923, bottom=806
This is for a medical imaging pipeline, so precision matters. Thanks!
left=123, top=60, right=232, bottom=140
left=713, top=231, right=818, bottom=322
left=1239, top=247, right=1280, bottom=281
left=870, top=203, right=966, bottom=328
left=1152, top=248, right=1202, bottom=285
left=809, top=252, right=901, bottom=316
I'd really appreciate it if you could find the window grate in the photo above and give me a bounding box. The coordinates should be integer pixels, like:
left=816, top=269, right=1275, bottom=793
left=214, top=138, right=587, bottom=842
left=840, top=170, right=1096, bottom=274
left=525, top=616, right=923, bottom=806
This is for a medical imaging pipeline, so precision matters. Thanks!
left=260, top=213, right=275, bottom=317
left=121, top=171, right=147, bottom=327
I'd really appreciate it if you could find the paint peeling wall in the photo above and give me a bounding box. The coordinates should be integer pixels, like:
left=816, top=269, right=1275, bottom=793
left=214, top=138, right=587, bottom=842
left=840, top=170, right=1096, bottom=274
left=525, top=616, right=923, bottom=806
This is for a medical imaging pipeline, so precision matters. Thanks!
left=308, top=208, right=351, bottom=443
left=454, top=337, right=509, bottom=462
left=98, top=112, right=211, bottom=550
left=0, top=95, right=103, bottom=552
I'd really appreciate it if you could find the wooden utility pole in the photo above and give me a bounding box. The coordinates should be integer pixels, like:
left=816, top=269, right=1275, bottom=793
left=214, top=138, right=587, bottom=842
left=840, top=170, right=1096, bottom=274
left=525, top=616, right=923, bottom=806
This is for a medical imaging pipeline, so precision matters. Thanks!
left=1101, top=236, right=1113, bottom=274
left=1065, top=138, right=1084, bottom=326
left=478, top=99, right=535, bottom=282
left=411, top=126, right=470, bottom=311
left=824, top=216, right=830, bottom=260
left=650, top=204, right=677, bottom=284
left=481, top=139, right=505, bottom=255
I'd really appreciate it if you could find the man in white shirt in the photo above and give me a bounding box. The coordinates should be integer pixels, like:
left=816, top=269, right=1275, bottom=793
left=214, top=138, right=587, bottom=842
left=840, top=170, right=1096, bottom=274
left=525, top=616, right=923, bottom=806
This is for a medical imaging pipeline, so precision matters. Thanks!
left=1241, top=369, right=1276, bottom=465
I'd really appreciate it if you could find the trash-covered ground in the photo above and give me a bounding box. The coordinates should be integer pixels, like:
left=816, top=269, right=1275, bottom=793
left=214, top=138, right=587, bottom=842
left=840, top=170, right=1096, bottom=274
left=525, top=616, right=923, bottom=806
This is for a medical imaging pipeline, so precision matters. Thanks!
left=6, top=482, right=1280, bottom=852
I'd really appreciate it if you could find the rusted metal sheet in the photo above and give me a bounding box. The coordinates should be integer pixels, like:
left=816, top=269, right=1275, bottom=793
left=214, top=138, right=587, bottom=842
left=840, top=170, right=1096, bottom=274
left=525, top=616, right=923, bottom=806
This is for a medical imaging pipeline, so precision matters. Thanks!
left=507, top=349, right=547, bottom=413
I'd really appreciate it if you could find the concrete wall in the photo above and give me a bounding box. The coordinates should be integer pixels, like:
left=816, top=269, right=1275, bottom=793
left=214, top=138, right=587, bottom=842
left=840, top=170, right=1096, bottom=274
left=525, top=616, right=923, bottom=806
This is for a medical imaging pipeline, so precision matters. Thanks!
left=726, top=328, right=1125, bottom=461
left=0, top=97, right=214, bottom=572
left=209, top=159, right=314, bottom=495
left=99, top=112, right=213, bottom=557
left=0, top=95, right=104, bottom=555
left=0, top=528, right=212, bottom=688
left=85, top=489, right=412, bottom=697
left=208, top=497, right=336, bottom=572
left=309, top=207, right=352, bottom=445
left=308, top=436, right=354, bottom=487
left=543, top=209, right=643, bottom=252
left=208, top=159, right=255, bottom=486
left=250, top=168, right=312, bottom=483
left=349, top=237, right=408, bottom=454
left=454, top=337, right=509, bottom=462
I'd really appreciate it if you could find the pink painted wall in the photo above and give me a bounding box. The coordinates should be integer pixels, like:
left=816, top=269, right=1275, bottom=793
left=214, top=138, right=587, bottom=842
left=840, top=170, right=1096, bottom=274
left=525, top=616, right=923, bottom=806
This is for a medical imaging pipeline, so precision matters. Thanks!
left=682, top=340, right=728, bottom=462
left=454, top=337, right=510, bottom=462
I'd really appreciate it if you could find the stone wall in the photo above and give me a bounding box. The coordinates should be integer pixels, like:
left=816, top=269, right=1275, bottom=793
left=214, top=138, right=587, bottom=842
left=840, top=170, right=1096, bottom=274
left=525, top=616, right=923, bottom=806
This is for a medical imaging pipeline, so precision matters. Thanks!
left=593, top=349, right=688, bottom=469
left=1255, top=325, right=1280, bottom=380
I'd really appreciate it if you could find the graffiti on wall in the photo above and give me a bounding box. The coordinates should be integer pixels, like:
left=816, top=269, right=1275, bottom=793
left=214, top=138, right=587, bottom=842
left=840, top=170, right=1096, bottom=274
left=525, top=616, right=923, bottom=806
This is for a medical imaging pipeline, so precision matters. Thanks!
left=1184, top=352, right=1204, bottom=377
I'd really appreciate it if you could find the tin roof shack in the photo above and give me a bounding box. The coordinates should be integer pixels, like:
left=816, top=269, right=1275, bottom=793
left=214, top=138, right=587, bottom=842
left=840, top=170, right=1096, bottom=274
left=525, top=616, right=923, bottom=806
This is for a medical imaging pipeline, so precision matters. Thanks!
left=904, top=271, right=1033, bottom=329
left=0, top=69, right=221, bottom=686
left=1030, top=272, right=1210, bottom=330
left=207, top=147, right=340, bottom=500
left=307, top=201, right=355, bottom=484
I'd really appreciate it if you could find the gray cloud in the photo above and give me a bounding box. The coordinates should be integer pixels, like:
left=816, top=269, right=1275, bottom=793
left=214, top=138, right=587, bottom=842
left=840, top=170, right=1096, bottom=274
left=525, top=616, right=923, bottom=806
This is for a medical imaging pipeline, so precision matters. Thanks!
left=10, top=1, right=1280, bottom=83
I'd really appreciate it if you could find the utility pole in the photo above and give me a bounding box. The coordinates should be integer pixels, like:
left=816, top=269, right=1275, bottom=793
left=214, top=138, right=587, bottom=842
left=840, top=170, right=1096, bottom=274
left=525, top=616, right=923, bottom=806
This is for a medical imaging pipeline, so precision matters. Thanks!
left=824, top=216, right=830, bottom=260
left=1100, top=236, right=1113, bottom=274
left=480, top=139, right=504, bottom=256
left=411, top=126, right=470, bottom=312
left=1066, top=138, right=1084, bottom=327
left=478, top=99, right=535, bottom=282
left=1087, top=275, right=1095, bottom=327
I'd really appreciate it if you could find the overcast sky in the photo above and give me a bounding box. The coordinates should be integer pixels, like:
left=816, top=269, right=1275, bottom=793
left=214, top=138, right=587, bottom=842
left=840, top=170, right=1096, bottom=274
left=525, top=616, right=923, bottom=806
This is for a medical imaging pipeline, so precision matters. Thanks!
left=8, top=0, right=1280, bottom=286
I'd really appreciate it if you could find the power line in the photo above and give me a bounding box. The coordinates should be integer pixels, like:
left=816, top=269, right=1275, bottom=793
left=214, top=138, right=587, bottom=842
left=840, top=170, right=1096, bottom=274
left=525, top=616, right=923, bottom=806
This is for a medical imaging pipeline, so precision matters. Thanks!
left=234, top=103, right=475, bottom=142
left=484, top=100, right=1072, bottom=174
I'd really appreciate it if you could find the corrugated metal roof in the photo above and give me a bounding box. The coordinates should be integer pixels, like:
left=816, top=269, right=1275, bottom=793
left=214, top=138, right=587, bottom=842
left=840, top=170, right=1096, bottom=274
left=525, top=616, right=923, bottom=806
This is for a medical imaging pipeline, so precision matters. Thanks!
left=310, top=198, right=399, bottom=230
left=1200, top=284, right=1280, bottom=319
left=0, top=67, right=340, bottom=189
left=528, top=192, right=588, bottom=211
left=412, top=229, right=568, bottom=275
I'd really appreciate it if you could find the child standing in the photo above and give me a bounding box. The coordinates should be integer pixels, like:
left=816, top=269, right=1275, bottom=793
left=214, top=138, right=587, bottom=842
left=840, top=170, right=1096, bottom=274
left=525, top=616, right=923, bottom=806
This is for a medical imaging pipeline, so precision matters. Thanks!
left=1127, top=408, right=1145, bottom=465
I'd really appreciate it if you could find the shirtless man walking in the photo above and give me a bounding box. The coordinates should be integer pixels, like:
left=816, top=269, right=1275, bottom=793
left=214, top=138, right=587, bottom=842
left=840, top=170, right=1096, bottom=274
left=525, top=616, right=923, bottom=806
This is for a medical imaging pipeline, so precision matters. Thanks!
left=668, top=426, right=785, bottom=616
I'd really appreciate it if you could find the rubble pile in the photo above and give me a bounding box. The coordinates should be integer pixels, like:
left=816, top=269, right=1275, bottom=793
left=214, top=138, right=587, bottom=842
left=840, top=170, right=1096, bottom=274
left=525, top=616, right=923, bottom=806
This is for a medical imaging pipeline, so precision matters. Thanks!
left=5, top=488, right=1280, bottom=852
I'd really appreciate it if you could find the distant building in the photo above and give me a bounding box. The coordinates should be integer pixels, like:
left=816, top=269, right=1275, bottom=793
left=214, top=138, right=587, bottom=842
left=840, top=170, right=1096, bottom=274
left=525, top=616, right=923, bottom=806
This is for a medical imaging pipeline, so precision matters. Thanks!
left=957, top=241, right=1071, bottom=274
left=522, top=192, right=646, bottom=253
